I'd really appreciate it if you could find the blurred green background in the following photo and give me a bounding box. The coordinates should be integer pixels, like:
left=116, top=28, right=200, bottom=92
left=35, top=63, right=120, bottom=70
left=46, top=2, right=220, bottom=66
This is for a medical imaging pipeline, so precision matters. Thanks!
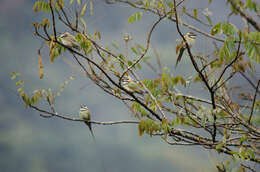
left=0, top=0, right=242, bottom=171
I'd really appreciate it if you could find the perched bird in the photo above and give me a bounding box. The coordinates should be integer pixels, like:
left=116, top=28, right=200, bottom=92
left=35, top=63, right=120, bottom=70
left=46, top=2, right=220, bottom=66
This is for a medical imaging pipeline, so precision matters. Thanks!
left=79, top=105, right=95, bottom=139
left=121, top=75, right=144, bottom=94
left=175, top=32, right=197, bottom=68
left=59, top=32, right=81, bottom=50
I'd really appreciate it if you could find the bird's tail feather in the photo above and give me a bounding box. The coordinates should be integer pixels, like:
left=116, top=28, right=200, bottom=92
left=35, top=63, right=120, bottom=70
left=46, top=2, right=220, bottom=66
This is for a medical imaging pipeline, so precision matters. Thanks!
left=85, top=121, right=96, bottom=141
left=175, top=47, right=185, bottom=68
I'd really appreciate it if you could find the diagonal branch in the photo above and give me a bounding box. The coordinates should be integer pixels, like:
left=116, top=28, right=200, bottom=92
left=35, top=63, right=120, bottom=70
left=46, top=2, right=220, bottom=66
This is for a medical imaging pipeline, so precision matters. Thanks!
left=120, top=16, right=164, bottom=82
left=228, top=0, right=260, bottom=31
left=239, top=71, right=260, bottom=95
left=248, top=79, right=260, bottom=124
left=212, top=35, right=242, bottom=91
left=49, top=0, right=57, bottom=41
left=214, top=72, right=237, bottom=92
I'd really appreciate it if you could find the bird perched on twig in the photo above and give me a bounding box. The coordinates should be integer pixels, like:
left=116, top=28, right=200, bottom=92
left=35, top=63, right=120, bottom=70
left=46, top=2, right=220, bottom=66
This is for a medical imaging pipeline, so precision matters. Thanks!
left=121, top=75, right=144, bottom=95
left=175, top=32, right=197, bottom=68
left=79, top=105, right=95, bottom=139
left=59, top=32, right=81, bottom=50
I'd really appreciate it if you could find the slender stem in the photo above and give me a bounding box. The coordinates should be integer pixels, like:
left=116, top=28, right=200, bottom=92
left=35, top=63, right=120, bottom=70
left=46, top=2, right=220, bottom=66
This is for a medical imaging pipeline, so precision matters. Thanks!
left=248, top=80, right=260, bottom=124
left=173, top=0, right=217, bottom=142
left=212, top=35, right=242, bottom=91
left=49, top=0, right=57, bottom=41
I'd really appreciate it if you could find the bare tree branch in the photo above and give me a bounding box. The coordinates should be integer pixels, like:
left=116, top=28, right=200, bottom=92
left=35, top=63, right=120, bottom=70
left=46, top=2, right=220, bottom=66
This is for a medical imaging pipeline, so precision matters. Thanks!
left=248, top=79, right=260, bottom=124
left=228, top=0, right=260, bottom=31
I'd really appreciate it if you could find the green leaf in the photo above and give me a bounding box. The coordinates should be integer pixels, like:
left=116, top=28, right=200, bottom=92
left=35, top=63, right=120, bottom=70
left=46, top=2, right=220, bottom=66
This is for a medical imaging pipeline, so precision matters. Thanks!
left=18, top=88, right=31, bottom=108
left=80, top=17, right=87, bottom=31
left=50, top=48, right=58, bottom=62
left=218, top=36, right=237, bottom=63
left=118, top=54, right=125, bottom=61
left=193, top=9, right=198, bottom=19
left=172, top=76, right=186, bottom=87
left=31, top=94, right=40, bottom=105
left=246, top=42, right=260, bottom=62
left=132, top=102, right=141, bottom=112
left=127, top=60, right=133, bottom=66
left=75, top=33, right=83, bottom=41
left=56, top=0, right=64, bottom=8
left=94, top=31, right=101, bottom=40
left=222, top=23, right=238, bottom=35
left=171, top=117, right=183, bottom=126
left=127, top=12, right=143, bottom=24
left=81, top=3, right=87, bottom=16
left=232, top=154, right=240, bottom=161
left=211, top=23, right=238, bottom=36
left=33, top=1, right=51, bottom=14
left=240, top=134, right=247, bottom=142
left=131, top=47, right=138, bottom=55
left=111, top=42, right=119, bottom=49
left=16, top=80, right=24, bottom=86
left=49, top=43, right=64, bottom=62
left=118, top=54, right=126, bottom=69
left=216, top=143, right=225, bottom=151
left=138, top=119, right=161, bottom=137
left=120, top=62, right=125, bottom=69
left=247, top=148, right=255, bottom=159
left=89, top=0, right=93, bottom=16
left=239, top=146, right=247, bottom=160
left=248, top=32, right=260, bottom=44
left=211, top=23, right=221, bottom=35
left=136, top=44, right=145, bottom=52
left=161, top=72, right=170, bottom=86
left=205, top=15, right=213, bottom=26
left=166, top=1, right=174, bottom=9
left=40, top=18, right=50, bottom=28
left=38, top=48, right=44, bottom=79
left=143, top=79, right=155, bottom=90
left=136, top=63, right=142, bottom=70
left=244, top=0, right=258, bottom=12
left=11, top=72, right=20, bottom=80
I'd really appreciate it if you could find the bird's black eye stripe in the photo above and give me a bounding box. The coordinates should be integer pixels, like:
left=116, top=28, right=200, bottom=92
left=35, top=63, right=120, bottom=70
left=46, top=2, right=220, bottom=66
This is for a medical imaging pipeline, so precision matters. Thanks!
left=80, top=107, right=88, bottom=110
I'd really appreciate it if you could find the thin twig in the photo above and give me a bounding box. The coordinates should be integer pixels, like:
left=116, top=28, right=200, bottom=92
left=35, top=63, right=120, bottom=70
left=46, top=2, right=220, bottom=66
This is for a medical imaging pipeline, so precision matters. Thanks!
left=32, top=105, right=140, bottom=125
left=214, top=72, right=237, bottom=91
left=152, top=44, right=162, bottom=75
left=228, top=0, right=260, bottom=31
left=241, top=163, right=256, bottom=172
left=248, top=79, right=260, bottom=124
left=49, top=0, right=57, bottom=41
left=184, top=11, right=212, bottom=27
left=239, top=71, right=260, bottom=94
left=120, top=16, right=164, bottom=82
left=212, top=35, right=242, bottom=90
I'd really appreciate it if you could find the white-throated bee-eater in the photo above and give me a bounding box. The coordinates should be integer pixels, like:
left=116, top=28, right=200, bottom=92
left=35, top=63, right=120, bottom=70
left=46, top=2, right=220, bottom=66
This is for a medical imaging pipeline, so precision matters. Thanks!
left=175, top=32, right=197, bottom=68
left=121, top=75, right=144, bottom=94
left=59, top=32, right=81, bottom=50
left=79, top=105, right=95, bottom=139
